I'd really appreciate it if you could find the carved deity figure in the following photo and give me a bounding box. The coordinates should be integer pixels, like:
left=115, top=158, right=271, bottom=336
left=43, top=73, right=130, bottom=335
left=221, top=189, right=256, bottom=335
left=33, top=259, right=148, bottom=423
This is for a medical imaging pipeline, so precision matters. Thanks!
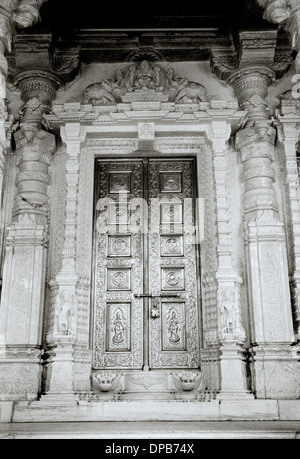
left=167, top=309, right=181, bottom=344
left=56, top=290, right=73, bottom=336
left=135, top=60, right=156, bottom=90
left=220, top=288, right=237, bottom=334
left=111, top=310, right=126, bottom=345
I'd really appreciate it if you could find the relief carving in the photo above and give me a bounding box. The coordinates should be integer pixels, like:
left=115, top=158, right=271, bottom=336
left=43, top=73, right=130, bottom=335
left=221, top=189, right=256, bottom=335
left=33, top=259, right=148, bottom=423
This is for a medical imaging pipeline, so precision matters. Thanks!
left=167, top=308, right=181, bottom=344
left=92, top=371, right=121, bottom=392
left=55, top=290, right=75, bottom=336
left=83, top=61, right=208, bottom=105
left=220, top=288, right=238, bottom=334
left=172, top=371, right=202, bottom=392
left=111, top=308, right=127, bottom=346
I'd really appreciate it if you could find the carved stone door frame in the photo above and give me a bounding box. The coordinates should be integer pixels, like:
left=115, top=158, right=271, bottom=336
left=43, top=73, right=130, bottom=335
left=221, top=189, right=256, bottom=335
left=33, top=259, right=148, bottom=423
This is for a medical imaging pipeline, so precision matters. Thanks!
left=52, top=118, right=235, bottom=394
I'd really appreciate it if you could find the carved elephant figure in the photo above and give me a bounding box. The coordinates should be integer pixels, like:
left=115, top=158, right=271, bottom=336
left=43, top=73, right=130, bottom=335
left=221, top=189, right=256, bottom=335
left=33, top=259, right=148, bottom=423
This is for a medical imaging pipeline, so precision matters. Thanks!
left=83, top=80, right=116, bottom=105
left=175, top=81, right=208, bottom=103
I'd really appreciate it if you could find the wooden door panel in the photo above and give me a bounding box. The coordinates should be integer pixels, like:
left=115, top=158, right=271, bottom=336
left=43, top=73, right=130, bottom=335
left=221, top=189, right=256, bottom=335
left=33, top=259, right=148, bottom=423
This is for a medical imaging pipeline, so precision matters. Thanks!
left=148, top=159, right=200, bottom=369
left=93, top=158, right=200, bottom=370
left=93, top=160, right=144, bottom=369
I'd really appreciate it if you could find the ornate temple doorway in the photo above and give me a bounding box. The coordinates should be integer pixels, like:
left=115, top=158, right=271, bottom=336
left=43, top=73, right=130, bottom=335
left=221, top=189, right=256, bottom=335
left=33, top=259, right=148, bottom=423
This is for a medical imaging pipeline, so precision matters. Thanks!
left=92, top=158, right=201, bottom=372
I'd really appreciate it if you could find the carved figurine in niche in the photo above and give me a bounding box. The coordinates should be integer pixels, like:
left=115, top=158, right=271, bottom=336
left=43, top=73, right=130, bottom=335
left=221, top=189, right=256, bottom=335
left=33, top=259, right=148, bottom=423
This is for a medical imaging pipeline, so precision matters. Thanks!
left=56, top=290, right=74, bottom=336
left=167, top=308, right=181, bottom=344
left=111, top=309, right=126, bottom=345
left=135, top=60, right=156, bottom=90
left=220, top=288, right=237, bottom=334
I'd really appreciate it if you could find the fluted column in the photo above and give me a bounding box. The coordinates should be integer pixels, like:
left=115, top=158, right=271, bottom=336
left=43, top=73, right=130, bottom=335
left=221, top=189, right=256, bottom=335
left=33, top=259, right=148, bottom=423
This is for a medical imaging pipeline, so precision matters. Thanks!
left=0, top=69, right=61, bottom=401
left=229, top=65, right=299, bottom=399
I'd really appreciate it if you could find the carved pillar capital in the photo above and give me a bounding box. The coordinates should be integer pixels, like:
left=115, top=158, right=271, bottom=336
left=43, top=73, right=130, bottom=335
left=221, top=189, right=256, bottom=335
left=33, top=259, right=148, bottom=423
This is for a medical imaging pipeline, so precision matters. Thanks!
left=14, top=69, right=62, bottom=141
left=207, top=121, right=231, bottom=153
left=227, top=66, right=275, bottom=122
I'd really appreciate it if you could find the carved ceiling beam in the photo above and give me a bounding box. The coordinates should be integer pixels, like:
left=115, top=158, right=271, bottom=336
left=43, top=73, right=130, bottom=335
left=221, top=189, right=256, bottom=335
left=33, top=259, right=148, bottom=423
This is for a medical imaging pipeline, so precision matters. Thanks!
left=257, top=0, right=300, bottom=71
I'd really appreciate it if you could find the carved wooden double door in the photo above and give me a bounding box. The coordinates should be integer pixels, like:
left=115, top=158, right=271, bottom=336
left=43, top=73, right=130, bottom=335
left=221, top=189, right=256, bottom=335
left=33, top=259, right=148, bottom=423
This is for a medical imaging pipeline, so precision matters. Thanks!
left=93, top=158, right=201, bottom=370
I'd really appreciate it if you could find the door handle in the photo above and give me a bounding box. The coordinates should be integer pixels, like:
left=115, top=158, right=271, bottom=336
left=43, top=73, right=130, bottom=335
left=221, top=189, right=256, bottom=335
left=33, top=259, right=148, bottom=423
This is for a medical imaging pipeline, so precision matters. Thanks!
left=134, top=294, right=181, bottom=299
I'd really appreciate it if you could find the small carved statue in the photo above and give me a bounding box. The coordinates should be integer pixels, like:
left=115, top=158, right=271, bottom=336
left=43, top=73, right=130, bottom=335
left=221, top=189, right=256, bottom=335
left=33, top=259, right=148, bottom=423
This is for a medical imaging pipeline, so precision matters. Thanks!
left=56, top=290, right=73, bottom=336
left=221, top=288, right=237, bottom=334
left=83, top=81, right=116, bottom=105
left=175, top=81, right=208, bottom=104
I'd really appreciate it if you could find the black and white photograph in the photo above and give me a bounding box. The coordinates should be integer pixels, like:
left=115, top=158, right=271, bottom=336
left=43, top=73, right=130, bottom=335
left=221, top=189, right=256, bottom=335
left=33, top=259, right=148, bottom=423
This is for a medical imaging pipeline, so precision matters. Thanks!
left=0, top=0, right=299, bottom=441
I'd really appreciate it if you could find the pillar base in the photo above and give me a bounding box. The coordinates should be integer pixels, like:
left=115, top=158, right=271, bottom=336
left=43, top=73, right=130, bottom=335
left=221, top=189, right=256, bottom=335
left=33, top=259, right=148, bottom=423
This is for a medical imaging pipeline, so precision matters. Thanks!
left=0, top=346, right=42, bottom=401
left=251, top=344, right=300, bottom=399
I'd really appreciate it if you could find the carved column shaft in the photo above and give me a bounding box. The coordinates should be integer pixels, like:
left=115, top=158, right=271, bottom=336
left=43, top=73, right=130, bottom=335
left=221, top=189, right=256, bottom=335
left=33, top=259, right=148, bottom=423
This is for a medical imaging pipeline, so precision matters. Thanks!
left=230, top=67, right=278, bottom=220
left=230, top=66, right=298, bottom=398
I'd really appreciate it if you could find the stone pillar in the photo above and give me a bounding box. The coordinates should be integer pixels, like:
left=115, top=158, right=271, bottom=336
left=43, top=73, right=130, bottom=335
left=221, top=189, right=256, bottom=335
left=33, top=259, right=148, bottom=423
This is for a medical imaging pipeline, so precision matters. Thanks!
left=44, top=123, right=90, bottom=401
left=229, top=66, right=299, bottom=399
left=0, top=69, right=61, bottom=400
left=0, top=1, right=48, bottom=204
left=277, top=119, right=300, bottom=341
left=209, top=121, right=252, bottom=399
left=0, top=4, right=15, bottom=235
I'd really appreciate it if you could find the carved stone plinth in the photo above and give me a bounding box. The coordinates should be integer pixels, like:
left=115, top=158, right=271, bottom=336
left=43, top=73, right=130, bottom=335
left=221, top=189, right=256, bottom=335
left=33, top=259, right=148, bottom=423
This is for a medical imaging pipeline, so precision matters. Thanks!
left=251, top=344, right=300, bottom=399
left=0, top=346, right=42, bottom=401
left=0, top=213, right=47, bottom=345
